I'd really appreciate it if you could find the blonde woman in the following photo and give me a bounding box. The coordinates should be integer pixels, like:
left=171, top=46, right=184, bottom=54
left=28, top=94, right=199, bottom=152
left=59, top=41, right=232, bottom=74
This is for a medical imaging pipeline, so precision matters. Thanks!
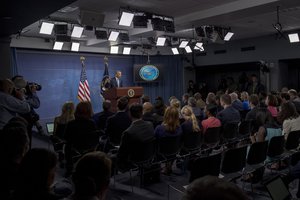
left=181, top=105, right=201, bottom=133
left=53, top=101, right=75, bottom=138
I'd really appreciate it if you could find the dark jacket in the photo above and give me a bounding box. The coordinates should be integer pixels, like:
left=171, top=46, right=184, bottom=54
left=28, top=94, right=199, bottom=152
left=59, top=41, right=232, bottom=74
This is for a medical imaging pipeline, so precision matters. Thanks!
left=93, top=111, right=114, bottom=130
left=110, top=77, right=123, bottom=88
left=217, top=106, right=241, bottom=125
left=105, top=111, right=131, bottom=145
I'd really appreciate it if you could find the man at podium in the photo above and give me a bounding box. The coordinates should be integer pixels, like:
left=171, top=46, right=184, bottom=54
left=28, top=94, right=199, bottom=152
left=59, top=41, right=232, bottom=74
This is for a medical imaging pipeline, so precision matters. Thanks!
left=110, top=70, right=123, bottom=88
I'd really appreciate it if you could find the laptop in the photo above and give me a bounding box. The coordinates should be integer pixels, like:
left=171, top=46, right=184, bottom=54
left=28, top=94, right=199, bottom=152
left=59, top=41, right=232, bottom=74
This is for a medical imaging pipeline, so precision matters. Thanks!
left=46, top=122, right=54, bottom=135
left=264, top=176, right=292, bottom=200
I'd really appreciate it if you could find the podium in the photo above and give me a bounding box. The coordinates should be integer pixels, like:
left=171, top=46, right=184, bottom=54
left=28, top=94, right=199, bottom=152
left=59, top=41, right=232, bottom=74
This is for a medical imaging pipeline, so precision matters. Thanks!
left=103, top=87, right=144, bottom=112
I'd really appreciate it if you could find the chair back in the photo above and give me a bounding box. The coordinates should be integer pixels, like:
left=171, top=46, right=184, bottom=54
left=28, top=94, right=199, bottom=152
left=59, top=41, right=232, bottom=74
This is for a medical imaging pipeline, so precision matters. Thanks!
left=238, top=120, right=251, bottom=136
left=157, top=135, right=182, bottom=158
left=222, top=123, right=239, bottom=139
left=55, top=123, right=67, bottom=139
left=130, top=138, right=156, bottom=164
left=267, top=135, right=285, bottom=157
left=182, top=131, right=201, bottom=151
left=203, top=127, right=221, bottom=144
left=221, top=145, right=247, bottom=174
left=73, top=130, right=100, bottom=154
left=247, top=141, right=268, bottom=165
left=285, top=130, right=300, bottom=150
left=189, top=152, right=222, bottom=183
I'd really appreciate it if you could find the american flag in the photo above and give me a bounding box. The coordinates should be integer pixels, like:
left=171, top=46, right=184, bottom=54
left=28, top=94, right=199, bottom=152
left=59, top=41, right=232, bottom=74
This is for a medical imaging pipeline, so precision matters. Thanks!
left=77, top=58, right=91, bottom=102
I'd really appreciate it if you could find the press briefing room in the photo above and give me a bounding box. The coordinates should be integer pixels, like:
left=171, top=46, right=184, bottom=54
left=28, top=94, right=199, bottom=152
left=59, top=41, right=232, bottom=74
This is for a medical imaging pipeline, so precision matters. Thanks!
left=2, top=0, right=300, bottom=199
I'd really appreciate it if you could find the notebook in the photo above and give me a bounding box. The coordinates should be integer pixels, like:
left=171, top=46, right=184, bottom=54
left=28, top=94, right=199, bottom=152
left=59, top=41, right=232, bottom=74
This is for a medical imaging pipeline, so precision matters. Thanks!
left=264, top=176, right=292, bottom=200
left=46, top=122, right=54, bottom=135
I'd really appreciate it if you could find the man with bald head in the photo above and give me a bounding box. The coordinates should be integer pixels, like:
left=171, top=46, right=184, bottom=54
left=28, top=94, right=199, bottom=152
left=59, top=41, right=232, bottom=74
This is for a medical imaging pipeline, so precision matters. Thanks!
left=110, top=70, right=123, bottom=88
left=142, top=102, right=155, bottom=127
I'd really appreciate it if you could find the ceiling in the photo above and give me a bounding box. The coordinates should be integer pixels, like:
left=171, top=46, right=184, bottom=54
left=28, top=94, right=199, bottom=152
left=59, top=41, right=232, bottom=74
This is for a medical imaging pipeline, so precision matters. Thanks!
left=5, top=0, right=300, bottom=55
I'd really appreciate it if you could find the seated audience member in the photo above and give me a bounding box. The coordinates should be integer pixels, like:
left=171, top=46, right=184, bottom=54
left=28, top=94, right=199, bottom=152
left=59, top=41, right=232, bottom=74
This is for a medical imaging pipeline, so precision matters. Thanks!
left=281, top=87, right=289, bottom=93
left=230, top=92, right=243, bottom=111
left=215, top=94, right=224, bottom=113
left=245, top=94, right=260, bottom=121
left=279, top=102, right=300, bottom=139
left=188, top=97, right=204, bottom=121
left=142, top=102, right=154, bottom=125
left=13, top=148, right=58, bottom=200
left=206, top=92, right=216, bottom=105
left=288, top=89, right=300, bottom=113
left=170, top=98, right=184, bottom=122
left=117, top=103, right=155, bottom=170
left=182, top=93, right=190, bottom=106
left=152, top=97, right=166, bottom=128
left=71, top=152, right=111, bottom=200
left=168, top=96, right=177, bottom=105
left=240, top=91, right=251, bottom=111
left=0, top=117, right=29, bottom=199
left=140, top=95, right=150, bottom=104
left=154, top=106, right=182, bottom=174
left=93, top=100, right=114, bottom=131
left=265, top=94, right=278, bottom=118
left=105, top=96, right=131, bottom=146
left=53, top=101, right=75, bottom=139
left=280, top=92, right=290, bottom=104
left=194, top=92, right=206, bottom=110
left=64, top=101, right=97, bottom=175
left=201, top=104, right=221, bottom=134
left=216, top=94, right=240, bottom=126
left=250, top=107, right=281, bottom=143
left=182, top=175, right=248, bottom=200
left=0, top=79, right=30, bottom=130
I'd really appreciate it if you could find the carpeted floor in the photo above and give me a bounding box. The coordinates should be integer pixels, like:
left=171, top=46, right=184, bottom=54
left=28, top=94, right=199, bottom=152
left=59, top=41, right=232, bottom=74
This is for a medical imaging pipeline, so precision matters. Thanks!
left=31, top=131, right=300, bottom=200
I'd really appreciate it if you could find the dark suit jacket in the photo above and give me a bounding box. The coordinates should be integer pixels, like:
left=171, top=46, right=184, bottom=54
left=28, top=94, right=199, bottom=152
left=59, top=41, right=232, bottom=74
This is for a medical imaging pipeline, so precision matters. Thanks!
left=93, top=111, right=114, bottom=130
left=245, top=106, right=258, bottom=121
left=105, top=111, right=131, bottom=145
left=117, top=120, right=155, bottom=168
left=216, top=106, right=241, bottom=125
left=110, top=77, right=123, bottom=88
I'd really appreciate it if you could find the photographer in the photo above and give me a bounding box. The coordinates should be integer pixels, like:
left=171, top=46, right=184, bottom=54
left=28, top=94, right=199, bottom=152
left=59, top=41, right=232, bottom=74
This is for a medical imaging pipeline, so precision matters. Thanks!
left=12, top=76, right=43, bottom=147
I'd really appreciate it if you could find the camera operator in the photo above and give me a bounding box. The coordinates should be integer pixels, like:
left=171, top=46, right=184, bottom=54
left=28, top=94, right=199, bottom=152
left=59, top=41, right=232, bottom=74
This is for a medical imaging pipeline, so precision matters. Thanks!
left=0, top=79, right=31, bottom=130
left=12, top=76, right=43, bottom=147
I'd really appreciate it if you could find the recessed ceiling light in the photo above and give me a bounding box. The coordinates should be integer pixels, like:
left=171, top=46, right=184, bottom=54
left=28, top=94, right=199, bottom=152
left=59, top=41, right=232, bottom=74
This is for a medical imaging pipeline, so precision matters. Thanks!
left=71, top=26, right=84, bottom=38
left=123, top=47, right=131, bottom=55
left=119, top=11, right=134, bottom=26
left=71, top=42, right=80, bottom=52
left=171, top=47, right=179, bottom=55
left=53, top=41, right=64, bottom=50
left=40, top=22, right=54, bottom=35
left=185, top=46, right=192, bottom=53
left=179, top=40, right=188, bottom=48
left=288, top=33, right=299, bottom=43
left=156, top=37, right=166, bottom=46
left=110, top=46, right=119, bottom=54
left=108, top=31, right=119, bottom=41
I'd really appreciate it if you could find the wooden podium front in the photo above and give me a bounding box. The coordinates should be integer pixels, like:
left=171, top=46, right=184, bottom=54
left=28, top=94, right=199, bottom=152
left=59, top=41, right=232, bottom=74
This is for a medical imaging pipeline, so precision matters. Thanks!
left=103, top=87, right=143, bottom=112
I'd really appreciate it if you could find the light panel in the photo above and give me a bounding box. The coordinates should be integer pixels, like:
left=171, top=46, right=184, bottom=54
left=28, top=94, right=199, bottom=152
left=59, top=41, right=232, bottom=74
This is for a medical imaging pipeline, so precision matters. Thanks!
left=156, top=37, right=166, bottom=46
left=179, top=40, right=188, bottom=48
left=40, top=22, right=54, bottom=35
left=171, top=48, right=179, bottom=55
left=53, top=41, right=64, bottom=50
left=288, top=33, right=299, bottom=43
left=224, top=32, right=234, bottom=41
left=185, top=46, right=192, bottom=53
left=71, top=26, right=84, bottom=38
left=71, top=42, right=80, bottom=52
left=123, top=47, right=131, bottom=55
left=110, top=46, right=119, bottom=54
left=108, top=31, right=120, bottom=41
left=119, top=11, right=134, bottom=26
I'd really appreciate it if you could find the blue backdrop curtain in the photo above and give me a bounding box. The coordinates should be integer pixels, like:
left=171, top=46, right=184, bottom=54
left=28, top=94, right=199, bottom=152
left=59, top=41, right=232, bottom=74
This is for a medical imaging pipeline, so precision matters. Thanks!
left=133, top=55, right=184, bottom=103
left=15, top=49, right=184, bottom=121
left=10, top=47, right=19, bottom=75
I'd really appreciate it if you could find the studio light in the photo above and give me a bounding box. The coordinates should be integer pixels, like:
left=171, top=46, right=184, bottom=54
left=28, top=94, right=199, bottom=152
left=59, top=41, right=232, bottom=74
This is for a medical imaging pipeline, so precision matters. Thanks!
left=179, top=40, right=189, bottom=48
left=119, top=11, right=134, bottom=26
left=118, top=32, right=130, bottom=42
left=39, top=22, right=54, bottom=35
left=71, top=26, right=84, bottom=38
left=133, top=15, right=148, bottom=28
left=95, top=30, right=108, bottom=39
left=152, top=17, right=164, bottom=31
left=224, top=32, right=234, bottom=41
left=185, top=46, right=192, bottom=53
left=53, top=41, right=64, bottom=50
left=194, top=42, right=204, bottom=51
left=171, top=47, right=179, bottom=55
left=108, top=31, right=119, bottom=41
left=156, top=37, right=166, bottom=46
left=110, top=46, right=119, bottom=54
left=71, top=42, right=80, bottom=52
left=123, top=47, right=131, bottom=55
left=288, top=33, right=299, bottom=43
left=163, top=18, right=175, bottom=33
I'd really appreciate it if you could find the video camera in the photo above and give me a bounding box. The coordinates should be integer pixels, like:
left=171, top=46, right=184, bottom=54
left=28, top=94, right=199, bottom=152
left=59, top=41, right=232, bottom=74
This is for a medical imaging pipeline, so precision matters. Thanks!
left=25, top=82, right=42, bottom=95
